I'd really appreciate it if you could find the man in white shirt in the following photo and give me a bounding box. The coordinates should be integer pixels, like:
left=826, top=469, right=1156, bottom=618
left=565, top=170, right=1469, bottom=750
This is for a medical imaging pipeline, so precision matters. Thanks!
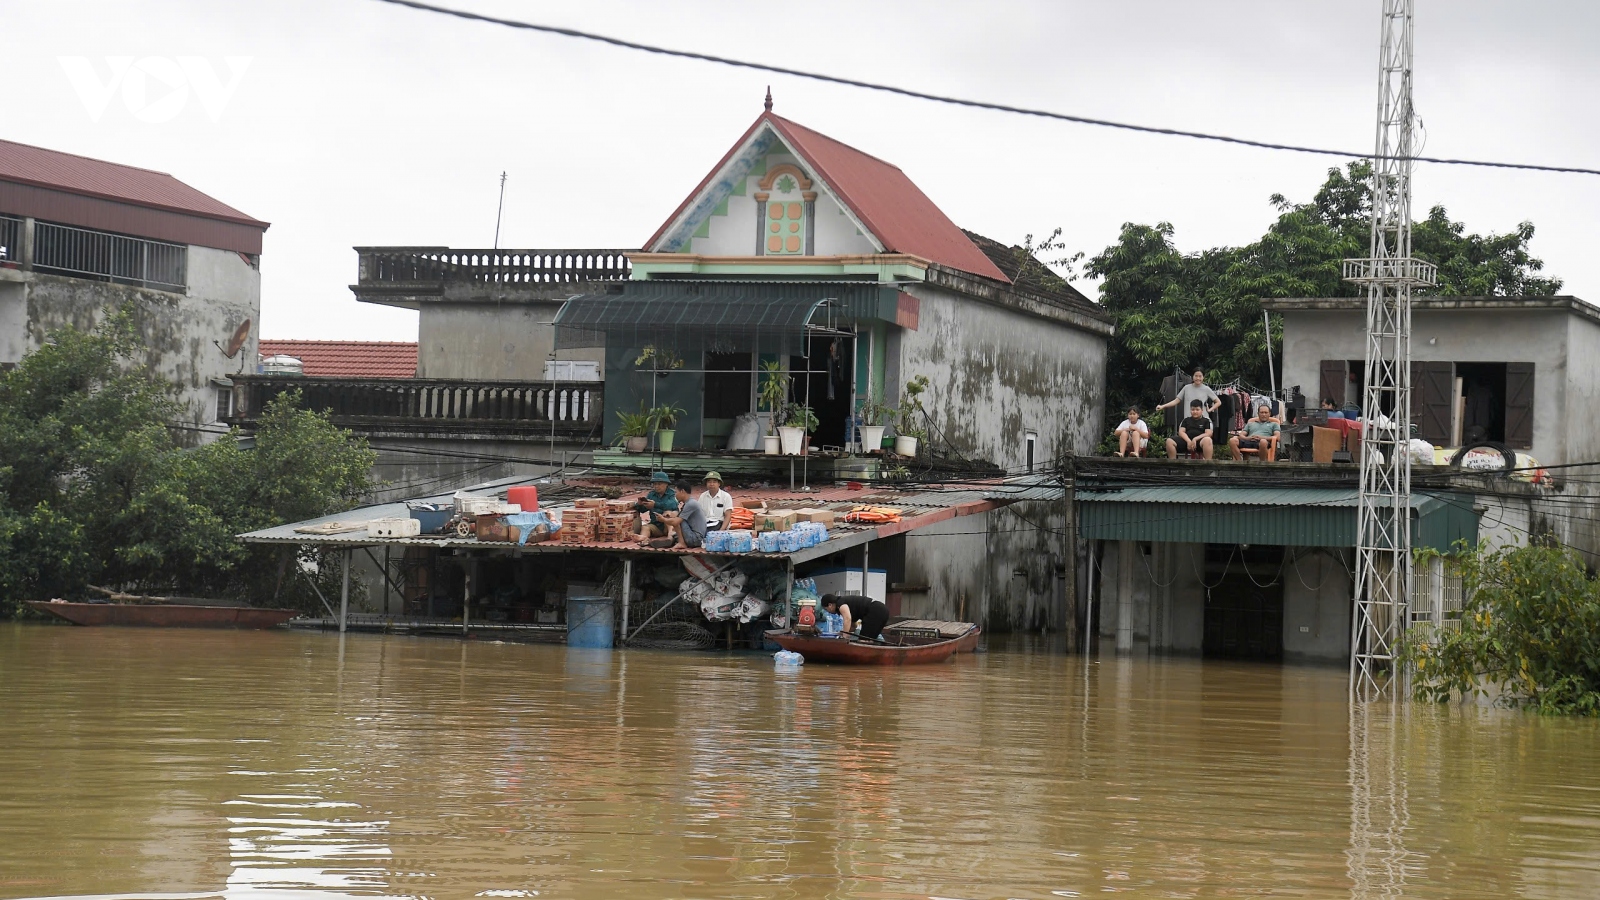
left=1113, top=407, right=1150, bottom=457
left=698, top=471, right=734, bottom=528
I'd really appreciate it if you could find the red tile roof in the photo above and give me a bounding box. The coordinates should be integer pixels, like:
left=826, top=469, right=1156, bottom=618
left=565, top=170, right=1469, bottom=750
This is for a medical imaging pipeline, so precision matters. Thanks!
left=259, top=340, right=417, bottom=379
left=645, top=112, right=1009, bottom=283
left=0, top=139, right=267, bottom=227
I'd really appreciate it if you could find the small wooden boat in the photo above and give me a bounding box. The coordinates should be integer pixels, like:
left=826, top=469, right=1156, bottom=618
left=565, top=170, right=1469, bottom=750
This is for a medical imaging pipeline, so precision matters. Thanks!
left=25, top=600, right=300, bottom=629
left=766, top=619, right=980, bottom=665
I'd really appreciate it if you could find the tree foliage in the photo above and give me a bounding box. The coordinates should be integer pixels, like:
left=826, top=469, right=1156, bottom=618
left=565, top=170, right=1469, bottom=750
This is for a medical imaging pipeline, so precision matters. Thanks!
left=1409, top=543, right=1600, bottom=716
left=1087, top=161, right=1563, bottom=420
left=0, top=316, right=376, bottom=615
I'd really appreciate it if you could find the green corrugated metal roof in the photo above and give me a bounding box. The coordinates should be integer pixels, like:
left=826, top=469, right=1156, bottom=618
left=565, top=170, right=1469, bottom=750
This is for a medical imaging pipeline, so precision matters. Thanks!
left=1076, top=486, right=1477, bottom=551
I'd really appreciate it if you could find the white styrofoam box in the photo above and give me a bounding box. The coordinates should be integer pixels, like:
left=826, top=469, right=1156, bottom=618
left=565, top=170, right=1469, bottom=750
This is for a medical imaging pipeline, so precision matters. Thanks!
left=453, top=491, right=520, bottom=515
left=807, top=567, right=888, bottom=603
left=368, top=517, right=422, bottom=538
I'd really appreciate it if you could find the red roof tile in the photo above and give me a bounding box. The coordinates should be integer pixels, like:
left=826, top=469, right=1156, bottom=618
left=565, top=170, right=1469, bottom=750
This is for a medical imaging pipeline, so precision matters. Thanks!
left=0, top=138, right=266, bottom=227
left=259, top=340, right=417, bottom=379
left=645, top=112, right=1009, bottom=283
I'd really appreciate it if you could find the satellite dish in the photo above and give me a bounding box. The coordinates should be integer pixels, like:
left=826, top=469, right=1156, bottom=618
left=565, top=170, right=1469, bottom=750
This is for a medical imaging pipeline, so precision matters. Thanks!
left=222, top=318, right=252, bottom=358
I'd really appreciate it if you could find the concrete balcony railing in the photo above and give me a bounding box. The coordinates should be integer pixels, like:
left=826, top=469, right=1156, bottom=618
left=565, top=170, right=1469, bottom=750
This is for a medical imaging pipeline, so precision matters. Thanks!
left=229, top=375, right=602, bottom=438
left=352, top=247, right=632, bottom=305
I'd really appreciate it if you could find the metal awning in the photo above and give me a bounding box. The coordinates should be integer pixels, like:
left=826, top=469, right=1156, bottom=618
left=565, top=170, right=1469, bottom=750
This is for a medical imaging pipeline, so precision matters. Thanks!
left=552, top=281, right=894, bottom=350
left=1076, top=486, right=1478, bottom=551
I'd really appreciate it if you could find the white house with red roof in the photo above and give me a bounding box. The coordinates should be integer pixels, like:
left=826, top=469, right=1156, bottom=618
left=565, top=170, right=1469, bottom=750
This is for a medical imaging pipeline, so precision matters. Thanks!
left=0, top=138, right=268, bottom=441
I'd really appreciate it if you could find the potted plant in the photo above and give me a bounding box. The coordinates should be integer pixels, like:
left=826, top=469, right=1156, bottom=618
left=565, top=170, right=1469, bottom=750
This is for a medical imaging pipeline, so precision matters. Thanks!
left=757, top=359, right=790, bottom=455
left=615, top=406, right=652, bottom=454
left=782, top=404, right=818, bottom=456
left=857, top=390, right=893, bottom=455
left=895, top=375, right=928, bottom=457
left=649, top=403, right=686, bottom=453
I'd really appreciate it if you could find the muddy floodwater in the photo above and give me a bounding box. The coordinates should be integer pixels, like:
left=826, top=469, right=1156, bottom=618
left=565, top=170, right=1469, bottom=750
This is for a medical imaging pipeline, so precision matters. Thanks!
left=4, top=623, right=1600, bottom=899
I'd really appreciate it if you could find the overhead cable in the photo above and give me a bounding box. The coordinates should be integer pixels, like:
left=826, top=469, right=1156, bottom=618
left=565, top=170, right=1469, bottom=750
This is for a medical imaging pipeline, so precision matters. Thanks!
left=370, top=0, right=1600, bottom=177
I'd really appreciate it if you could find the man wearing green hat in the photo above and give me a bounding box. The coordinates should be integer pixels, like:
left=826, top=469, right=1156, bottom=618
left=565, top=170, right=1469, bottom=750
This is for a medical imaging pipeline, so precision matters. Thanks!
left=698, top=471, right=734, bottom=529
left=633, top=471, right=678, bottom=541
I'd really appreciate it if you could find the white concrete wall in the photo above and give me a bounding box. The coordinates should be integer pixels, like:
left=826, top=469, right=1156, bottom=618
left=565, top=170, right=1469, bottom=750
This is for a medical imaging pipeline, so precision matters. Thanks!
left=1279, top=307, right=1571, bottom=463
left=896, top=283, right=1107, bottom=470
left=0, top=278, right=25, bottom=365
left=418, top=301, right=603, bottom=381
left=1564, top=315, right=1600, bottom=466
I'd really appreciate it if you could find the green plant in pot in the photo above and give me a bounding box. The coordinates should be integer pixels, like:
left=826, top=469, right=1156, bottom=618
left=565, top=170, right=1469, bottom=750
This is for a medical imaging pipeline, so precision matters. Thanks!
left=615, top=406, right=653, bottom=454
left=781, top=404, right=819, bottom=456
left=649, top=403, right=686, bottom=453
left=857, top=390, right=894, bottom=454
left=895, top=375, right=929, bottom=457
left=757, top=359, right=791, bottom=454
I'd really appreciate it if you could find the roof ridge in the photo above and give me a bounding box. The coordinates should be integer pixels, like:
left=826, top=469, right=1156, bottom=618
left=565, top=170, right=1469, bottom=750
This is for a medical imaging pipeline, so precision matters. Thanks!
left=261, top=339, right=420, bottom=345
left=0, top=137, right=172, bottom=177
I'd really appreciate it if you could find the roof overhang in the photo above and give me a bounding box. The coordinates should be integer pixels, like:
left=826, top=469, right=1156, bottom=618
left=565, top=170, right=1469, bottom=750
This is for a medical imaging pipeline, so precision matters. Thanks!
left=1262, top=295, right=1600, bottom=327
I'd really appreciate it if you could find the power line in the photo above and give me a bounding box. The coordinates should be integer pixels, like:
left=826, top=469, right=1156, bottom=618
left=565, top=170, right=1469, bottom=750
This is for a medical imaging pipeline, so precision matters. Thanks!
left=370, top=0, right=1600, bottom=178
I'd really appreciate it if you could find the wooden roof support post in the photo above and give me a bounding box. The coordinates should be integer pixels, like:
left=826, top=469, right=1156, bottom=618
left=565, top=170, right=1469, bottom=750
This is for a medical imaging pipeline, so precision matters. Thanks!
left=620, top=557, right=633, bottom=643
left=339, top=548, right=350, bottom=634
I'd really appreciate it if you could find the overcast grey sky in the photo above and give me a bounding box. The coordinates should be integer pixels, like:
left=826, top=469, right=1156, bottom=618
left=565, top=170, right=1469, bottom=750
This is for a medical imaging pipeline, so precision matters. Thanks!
left=4, top=0, right=1597, bottom=341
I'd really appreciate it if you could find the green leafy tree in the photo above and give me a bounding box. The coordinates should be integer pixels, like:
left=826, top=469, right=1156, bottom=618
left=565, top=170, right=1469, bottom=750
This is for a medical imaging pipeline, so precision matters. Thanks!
left=1409, top=542, right=1600, bottom=716
left=1088, top=161, right=1562, bottom=421
left=0, top=316, right=376, bottom=615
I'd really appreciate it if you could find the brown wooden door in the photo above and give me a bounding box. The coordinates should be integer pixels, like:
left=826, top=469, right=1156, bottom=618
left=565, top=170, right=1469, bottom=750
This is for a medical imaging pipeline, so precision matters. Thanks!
left=1505, top=363, right=1535, bottom=449
left=1411, top=361, right=1455, bottom=445
left=1320, top=360, right=1348, bottom=408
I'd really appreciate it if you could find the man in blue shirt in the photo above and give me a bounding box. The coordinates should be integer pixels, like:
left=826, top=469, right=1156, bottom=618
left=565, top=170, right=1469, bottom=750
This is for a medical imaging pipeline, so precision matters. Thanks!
left=661, top=480, right=707, bottom=549
left=633, top=471, right=678, bottom=541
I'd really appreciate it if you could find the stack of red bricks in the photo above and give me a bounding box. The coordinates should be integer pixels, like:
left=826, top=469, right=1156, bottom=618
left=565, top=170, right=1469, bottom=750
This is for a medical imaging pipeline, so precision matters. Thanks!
left=597, top=500, right=637, bottom=543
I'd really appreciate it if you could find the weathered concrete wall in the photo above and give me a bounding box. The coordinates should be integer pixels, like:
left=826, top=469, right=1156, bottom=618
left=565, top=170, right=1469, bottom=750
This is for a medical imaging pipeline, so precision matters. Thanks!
left=1564, top=316, right=1600, bottom=469
left=17, top=244, right=259, bottom=443
left=897, top=283, right=1107, bottom=470
left=1279, top=307, right=1571, bottom=463
left=898, top=501, right=1067, bottom=633
left=1281, top=549, right=1352, bottom=664
left=0, top=278, right=25, bottom=364
left=417, top=301, right=604, bottom=381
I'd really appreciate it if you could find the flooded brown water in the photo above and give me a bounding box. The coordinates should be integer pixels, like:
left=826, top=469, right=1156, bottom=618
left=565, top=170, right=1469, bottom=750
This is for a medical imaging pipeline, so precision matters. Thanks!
left=3, top=623, right=1600, bottom=899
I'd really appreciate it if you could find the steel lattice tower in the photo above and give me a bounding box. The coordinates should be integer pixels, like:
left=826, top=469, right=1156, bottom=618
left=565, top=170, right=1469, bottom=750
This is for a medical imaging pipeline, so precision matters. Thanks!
left=1343, top=0, right=1437, bottom=699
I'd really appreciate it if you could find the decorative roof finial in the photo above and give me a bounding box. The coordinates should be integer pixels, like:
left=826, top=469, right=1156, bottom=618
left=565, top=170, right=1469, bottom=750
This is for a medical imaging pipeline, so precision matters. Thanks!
left=764, top=86, right=773, bottom=112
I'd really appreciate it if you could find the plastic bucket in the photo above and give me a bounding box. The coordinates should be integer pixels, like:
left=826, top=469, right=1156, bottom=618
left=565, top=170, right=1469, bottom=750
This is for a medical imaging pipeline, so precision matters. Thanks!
left=566, top=595, right=615, bottom=648
left=507, top=485, right=539, bottom=511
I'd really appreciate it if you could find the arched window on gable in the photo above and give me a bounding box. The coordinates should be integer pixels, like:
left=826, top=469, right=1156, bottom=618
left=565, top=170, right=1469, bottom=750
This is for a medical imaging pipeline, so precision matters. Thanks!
left=753, top=164, right=815, bottom=256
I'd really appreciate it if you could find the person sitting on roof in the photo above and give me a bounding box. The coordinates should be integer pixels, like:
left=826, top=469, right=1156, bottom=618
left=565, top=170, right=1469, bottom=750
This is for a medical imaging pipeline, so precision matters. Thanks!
left=1165, top=400, right=1214, bottom=459
left=1229, top=404, right=1282, bottom=462
left=633, top=471, right=678, bottom=542
left=1113, top=407, right=1149, bottom=457
left=658, top=480, right=708, bottom=550
left=698, top=471, right=734, bottom=529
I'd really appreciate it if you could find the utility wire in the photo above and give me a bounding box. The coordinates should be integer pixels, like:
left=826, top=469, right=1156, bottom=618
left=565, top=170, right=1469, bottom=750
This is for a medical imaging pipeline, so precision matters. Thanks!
left=371, top=0, right=1600, bottom=177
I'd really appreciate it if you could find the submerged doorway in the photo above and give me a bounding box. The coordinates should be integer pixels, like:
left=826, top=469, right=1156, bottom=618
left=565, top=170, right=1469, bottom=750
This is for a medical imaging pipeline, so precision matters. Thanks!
left=1203, top=544, right=1285, bottom=661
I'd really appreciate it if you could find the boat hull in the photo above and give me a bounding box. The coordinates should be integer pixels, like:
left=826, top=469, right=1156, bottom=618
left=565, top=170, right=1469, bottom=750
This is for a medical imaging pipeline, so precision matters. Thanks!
left=766, top=624, right=980, bottom=665
left=25, top=601, right=300, bottom=629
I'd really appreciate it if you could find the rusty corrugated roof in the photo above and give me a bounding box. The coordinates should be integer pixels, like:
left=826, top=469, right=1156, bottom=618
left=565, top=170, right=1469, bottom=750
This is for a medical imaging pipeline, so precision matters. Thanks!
left=645, top=111, right=1009, bottom=283
left=258, top=340, right=417, bottom=379
left=0, top=138, right=267, bottom=227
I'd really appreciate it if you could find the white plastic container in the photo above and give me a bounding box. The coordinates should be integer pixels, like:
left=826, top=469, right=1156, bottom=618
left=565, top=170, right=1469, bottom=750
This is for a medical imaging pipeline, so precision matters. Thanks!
left=453, top=491, right=520, bottom=515
left=368, top=517, right=422, bottom=538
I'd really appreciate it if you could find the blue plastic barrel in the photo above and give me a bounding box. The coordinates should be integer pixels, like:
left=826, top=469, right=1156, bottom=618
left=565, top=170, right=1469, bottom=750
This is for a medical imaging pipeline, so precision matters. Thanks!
left=566, top=595, right=615, bottom=648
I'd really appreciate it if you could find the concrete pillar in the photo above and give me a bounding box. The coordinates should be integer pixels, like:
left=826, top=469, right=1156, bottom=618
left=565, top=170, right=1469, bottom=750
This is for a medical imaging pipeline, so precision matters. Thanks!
left=338, top=549, right=350, bottom=634
left=19, top=217, right=34, bottom=270
left=1116, top=539, right=1135, bottom=653
left=753, top=192, right=770, bottom=255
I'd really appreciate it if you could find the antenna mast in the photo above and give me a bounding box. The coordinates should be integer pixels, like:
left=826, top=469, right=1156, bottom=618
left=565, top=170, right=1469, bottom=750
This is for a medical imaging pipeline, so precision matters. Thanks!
left=493, top=171, right=508, bottom=250
left=1343, top=0, right=1437, bottom=699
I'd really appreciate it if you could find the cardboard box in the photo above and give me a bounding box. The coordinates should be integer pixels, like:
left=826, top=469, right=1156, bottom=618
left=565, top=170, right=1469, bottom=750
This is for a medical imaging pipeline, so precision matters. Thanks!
left=575, top=497, right=607, bottom=509
left=756, top=510, right=798, bottom=532
left=793, top=508, right=835, bottom=525
left=740, top=499, right=768, bottom=509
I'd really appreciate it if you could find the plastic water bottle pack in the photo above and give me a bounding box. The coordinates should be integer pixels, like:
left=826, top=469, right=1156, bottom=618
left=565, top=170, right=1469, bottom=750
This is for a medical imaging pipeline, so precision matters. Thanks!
left=773, top=649, right=804, bottom=666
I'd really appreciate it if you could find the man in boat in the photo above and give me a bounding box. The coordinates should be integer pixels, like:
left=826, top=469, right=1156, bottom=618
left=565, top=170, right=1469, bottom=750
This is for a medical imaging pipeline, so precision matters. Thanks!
left=821, top=593, right=890, bottom=642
